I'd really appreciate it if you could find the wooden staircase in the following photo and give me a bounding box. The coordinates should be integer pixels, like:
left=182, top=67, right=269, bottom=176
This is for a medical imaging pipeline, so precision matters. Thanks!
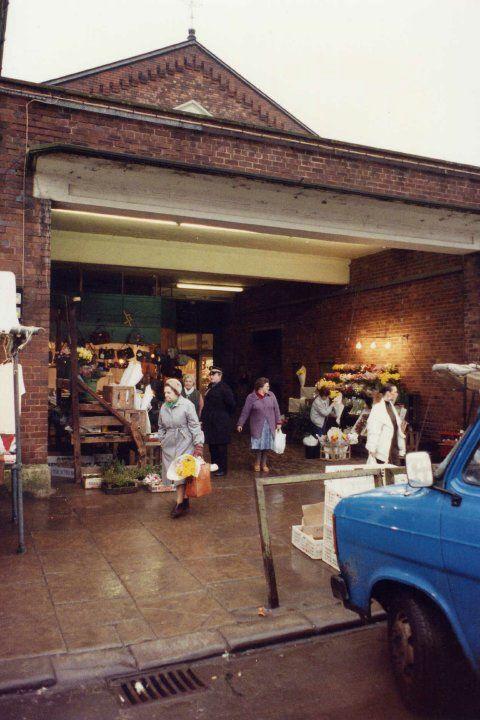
left=69, top=378, right=146, bottom=482
left=65, top=300, right=146, bottom=483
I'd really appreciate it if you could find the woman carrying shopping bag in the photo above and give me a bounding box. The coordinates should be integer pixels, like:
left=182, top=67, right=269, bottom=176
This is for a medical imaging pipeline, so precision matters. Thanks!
left=237, top=377, right=282, bottom=472
left=157, top=378, right=204, bottom=518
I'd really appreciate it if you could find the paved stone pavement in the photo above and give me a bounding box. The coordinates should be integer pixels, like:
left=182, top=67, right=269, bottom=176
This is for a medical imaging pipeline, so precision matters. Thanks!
left=0, top=436, right=362, bottom=688
left=0, top=625, right=424, bottom=720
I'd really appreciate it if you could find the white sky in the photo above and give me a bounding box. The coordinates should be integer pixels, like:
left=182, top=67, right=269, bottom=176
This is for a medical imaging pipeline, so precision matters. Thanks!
left=3, top=0, right=480, bottom=165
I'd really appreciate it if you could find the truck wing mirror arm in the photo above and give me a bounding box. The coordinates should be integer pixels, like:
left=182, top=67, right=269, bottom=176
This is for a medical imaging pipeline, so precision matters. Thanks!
left=430, top=485, right=462, bottom=507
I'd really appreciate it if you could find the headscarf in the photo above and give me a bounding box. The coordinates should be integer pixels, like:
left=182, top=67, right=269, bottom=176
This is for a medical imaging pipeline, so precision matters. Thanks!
left=164, top=378, right=183, bottom=407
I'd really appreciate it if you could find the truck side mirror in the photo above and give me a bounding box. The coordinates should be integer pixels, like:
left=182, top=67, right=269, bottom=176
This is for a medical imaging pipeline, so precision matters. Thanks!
left=406, top=451, right=434, bottom=488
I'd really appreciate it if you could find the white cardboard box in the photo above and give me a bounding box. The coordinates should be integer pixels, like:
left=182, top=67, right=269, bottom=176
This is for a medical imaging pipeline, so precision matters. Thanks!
left=322, top=463, right=407, bottom=569
left=82, top=476, right=103, bottom=489
left=288, top=397, right=306, bottom=413
left=147, top=483, right=175, bottom=493
left=300, top=387, right=316, bottom=400
left=291, top=525, right=324, bottom=560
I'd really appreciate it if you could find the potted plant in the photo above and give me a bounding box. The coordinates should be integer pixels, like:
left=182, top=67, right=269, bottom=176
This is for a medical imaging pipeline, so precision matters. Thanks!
left=101, top=461, right=139, bottom=494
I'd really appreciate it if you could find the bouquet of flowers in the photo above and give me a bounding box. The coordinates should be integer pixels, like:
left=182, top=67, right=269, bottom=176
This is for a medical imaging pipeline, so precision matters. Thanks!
left=77, top=346, right=94, bottom=365
left=327, top=426, right=344, bottom=444
left=175, top=454, right=197, bottom=479
left=143, top=472, right=175, bottom=493
left=319, top=428, right=351, bottom=459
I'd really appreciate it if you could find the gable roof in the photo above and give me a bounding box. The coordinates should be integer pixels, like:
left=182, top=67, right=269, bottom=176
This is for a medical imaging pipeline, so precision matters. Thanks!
left=46, top=30, right=316, bottom=136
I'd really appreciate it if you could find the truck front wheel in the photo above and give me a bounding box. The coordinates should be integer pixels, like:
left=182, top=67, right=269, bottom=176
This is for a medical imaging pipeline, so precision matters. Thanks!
left=387, top=591, right=451, bottom=713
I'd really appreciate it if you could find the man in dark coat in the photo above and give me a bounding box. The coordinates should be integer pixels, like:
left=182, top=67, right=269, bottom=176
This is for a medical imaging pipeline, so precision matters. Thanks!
left=202, top=366, right=235, bottom=476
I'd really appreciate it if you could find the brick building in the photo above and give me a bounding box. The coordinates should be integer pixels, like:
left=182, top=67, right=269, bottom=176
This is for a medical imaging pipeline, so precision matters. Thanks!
left=1, top=30, right=480, bottom=491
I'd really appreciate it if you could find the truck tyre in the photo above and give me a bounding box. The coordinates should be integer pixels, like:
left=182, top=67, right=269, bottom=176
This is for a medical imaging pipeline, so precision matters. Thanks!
left=387, top=591, right=452, bottom=714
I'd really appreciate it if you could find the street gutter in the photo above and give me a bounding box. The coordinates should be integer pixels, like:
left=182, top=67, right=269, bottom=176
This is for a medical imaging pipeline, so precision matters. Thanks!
left=0, top=606, right=386, bottom=695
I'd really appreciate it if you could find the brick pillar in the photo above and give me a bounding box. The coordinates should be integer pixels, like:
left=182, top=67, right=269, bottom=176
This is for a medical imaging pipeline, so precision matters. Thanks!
left=7, top=194, right=51, bottom=494
left=464, top=253, right=480, bottom=362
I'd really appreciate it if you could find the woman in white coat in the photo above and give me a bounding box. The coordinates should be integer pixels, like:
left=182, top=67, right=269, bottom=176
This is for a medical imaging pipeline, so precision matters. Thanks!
left=366, top=384, right=406, bottom=465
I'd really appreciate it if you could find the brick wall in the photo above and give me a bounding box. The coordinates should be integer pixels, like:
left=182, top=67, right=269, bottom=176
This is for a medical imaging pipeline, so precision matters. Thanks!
left=55, top=46, right=308, bottom=134
left=1, top=86, right=479, bottom=209
left=223, top=249, right=471, bottom=441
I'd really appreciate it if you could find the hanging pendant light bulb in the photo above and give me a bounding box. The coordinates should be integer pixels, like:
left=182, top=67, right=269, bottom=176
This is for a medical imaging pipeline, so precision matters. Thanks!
left=385, top=340, right=392, bottom=350
left=370, top=341, right=377, bottom=349
left=355, top=341, right=362, bottom=350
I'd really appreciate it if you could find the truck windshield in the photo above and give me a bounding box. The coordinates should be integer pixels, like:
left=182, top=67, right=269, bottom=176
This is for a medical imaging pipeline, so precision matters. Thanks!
left=464, top=447, right=480, bottom=486
left=434, top=424, right=473, bottom=480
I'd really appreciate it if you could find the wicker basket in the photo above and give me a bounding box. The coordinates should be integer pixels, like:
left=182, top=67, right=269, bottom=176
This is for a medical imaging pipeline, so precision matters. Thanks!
left=319, top=443, right=351, bottom=461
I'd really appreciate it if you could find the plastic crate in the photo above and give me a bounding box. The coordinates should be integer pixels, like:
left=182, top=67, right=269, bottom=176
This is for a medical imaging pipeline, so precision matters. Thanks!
left=291, top=525, right=324, bottom=560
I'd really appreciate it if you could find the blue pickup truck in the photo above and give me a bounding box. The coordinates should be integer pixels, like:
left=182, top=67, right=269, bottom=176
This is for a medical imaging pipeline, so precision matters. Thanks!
left=331, top=409, right=480, bottom=713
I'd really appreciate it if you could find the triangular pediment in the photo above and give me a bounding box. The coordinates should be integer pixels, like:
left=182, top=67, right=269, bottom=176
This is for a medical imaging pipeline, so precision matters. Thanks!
left=46, top=34, right=315, bottom=136
left=174, top=99, right=212, bottom=116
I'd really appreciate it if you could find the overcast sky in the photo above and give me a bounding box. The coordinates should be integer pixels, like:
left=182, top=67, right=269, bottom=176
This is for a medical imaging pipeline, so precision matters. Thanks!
left=3, top=0, right=479, bottom=165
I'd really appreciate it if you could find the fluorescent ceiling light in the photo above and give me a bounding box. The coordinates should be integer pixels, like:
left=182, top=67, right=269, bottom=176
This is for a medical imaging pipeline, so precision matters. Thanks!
left=54, top=210, right=266, bottom=236
left=54, top=209, right=177, bottom=226
left=180, top=222, right=262, bottom=235
left=177, top=282, right=243, bottom=293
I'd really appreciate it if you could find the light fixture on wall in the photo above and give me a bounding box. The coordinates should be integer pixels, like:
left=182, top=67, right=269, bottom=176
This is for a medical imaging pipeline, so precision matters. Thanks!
left=354, top=335, right=407, bottom=350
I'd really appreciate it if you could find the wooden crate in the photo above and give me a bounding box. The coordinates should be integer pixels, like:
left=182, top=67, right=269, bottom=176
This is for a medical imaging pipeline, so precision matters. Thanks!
left=120, top=409, right=149, bottom=436
left=102, top=385, right=135, bottom=410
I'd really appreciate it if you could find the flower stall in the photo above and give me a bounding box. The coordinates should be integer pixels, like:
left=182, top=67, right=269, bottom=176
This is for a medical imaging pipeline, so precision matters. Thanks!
left=316, top=363, right=403, bottom=416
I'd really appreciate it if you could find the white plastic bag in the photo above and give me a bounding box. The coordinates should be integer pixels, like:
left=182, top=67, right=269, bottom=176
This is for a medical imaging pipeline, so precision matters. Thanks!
left=273, top=428, right=286, bottom=454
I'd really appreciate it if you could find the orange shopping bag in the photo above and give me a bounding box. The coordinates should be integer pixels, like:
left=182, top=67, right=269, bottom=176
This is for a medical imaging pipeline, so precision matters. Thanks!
left=185, top=462, right=212, bottom=498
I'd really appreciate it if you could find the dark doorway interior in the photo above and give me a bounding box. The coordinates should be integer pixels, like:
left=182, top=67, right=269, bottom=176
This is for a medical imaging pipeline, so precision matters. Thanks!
left=250, top=329, right=283, bottom=401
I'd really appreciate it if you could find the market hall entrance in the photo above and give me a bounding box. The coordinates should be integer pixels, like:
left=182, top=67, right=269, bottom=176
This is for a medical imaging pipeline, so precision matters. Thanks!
left=0, top=146, right=474, bottom=668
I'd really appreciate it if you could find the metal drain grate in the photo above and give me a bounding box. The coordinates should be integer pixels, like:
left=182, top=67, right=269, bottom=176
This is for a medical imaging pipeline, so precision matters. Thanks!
left=109, top=667, right=207, bottom=706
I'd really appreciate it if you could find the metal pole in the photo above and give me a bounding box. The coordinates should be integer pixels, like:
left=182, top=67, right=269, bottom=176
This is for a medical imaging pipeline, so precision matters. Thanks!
left=254, top=466, right=406, bottom=608
left=12, top=348, right=26, bottom=553
left=11, top=465, right=17, bottom=522
left=68, top=299, right=82, bottom=483
left=0, top=0, right=9, bottom=76
left=254, top=477, right=279, bottom=609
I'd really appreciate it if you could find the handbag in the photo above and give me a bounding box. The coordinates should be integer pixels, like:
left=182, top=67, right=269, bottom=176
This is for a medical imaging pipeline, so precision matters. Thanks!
left=89, top=325, right=111, bottom=345
left=185, top=463, right=212, bottom=498
left=273, top=428, right=286, bottom=455
left=126, top=329, right=146, bottom=345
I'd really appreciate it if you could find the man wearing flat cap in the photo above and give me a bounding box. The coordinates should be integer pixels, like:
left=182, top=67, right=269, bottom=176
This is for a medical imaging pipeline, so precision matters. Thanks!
left=201, top=366, right=236, bottom=477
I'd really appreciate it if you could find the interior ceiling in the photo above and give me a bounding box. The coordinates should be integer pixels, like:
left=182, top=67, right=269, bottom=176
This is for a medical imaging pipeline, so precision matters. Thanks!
left=53, top=260, right=266, bottom=300
left=51, top=209, right=378, bottom=260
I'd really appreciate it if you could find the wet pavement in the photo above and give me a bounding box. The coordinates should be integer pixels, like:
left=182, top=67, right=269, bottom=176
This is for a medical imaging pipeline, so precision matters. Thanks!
left=0, top=436, right=359, bottom=681
left=0, top=625, right=419, bottom=720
